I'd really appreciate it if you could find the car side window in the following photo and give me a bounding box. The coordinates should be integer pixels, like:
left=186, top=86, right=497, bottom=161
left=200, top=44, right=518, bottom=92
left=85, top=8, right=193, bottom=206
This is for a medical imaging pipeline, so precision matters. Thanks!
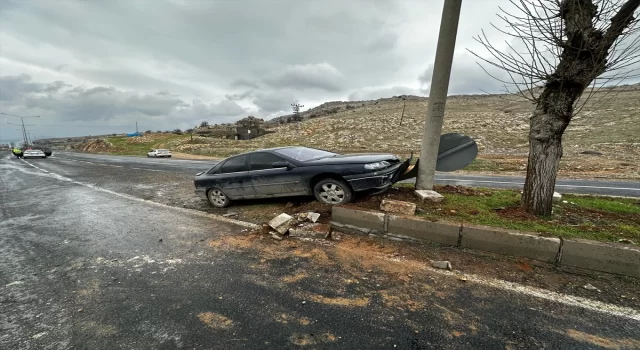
left=220, top=155, right=247, bottom=173
left=249, top=153, right=286, bottom=171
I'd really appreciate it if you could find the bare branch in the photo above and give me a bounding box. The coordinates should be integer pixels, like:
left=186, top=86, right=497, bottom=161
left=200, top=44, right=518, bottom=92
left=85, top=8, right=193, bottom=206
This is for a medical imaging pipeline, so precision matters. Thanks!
left=468, top=0, right=640, bottom=118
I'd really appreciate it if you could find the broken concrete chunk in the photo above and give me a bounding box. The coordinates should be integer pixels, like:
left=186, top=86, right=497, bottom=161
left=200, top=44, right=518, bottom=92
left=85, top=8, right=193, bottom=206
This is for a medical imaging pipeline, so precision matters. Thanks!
left=269, top=232, right=284, bottom=241
left=414, top=190, right=444, bottom=203
left=380, top=199, right=417, bottom=215
left=307, top=212, right=321, bottom=223
left=289, top=223, right=330, bottom=239
left=289, top=229, right=324, bottom=239
left=268, top=213, right=295, bottom=234
left=431, top=261, right=452, bottom=270
left=552, top=192, right=562, bottom=202
left=583, top=283, right=600, bottom=292
left=296, top=212, right=320, bottom=223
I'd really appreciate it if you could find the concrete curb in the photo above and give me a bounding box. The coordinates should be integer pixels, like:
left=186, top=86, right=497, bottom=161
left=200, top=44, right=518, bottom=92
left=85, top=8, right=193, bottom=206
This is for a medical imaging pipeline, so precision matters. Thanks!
left=330, top=206, right=640, bottom=278
left=560, top=239, right=640, bottom=278
left=461, top=225, right=561, bottom=263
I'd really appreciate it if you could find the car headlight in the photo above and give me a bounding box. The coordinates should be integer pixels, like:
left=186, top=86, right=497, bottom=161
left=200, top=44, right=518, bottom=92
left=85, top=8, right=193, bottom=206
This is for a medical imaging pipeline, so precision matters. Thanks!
left=364, top=161, right=391, bottom=170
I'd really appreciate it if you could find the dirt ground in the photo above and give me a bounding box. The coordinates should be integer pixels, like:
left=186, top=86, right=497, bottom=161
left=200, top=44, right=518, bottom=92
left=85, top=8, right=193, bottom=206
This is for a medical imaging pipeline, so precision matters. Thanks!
left=208, top=229, right=640, bottom=310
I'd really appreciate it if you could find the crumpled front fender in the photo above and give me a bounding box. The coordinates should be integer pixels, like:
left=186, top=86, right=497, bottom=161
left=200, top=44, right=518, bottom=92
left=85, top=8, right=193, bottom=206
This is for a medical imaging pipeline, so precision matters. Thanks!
left=397, top=158, right=419, bottom=182
left=390, top=152, right=419, bottom=184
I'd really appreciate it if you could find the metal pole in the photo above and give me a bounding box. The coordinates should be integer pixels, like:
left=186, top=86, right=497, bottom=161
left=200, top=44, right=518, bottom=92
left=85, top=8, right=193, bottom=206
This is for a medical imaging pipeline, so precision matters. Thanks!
left=416, top=0, right=462, bottom=190
left=21, top=118, right=29, bottom=147
left=399, top=101, right=406, bottom=126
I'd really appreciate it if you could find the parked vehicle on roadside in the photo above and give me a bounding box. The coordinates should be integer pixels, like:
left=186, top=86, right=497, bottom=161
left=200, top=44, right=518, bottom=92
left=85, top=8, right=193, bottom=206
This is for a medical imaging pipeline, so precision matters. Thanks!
left=193, top=146, right=412, bottom=208
left=147, top=149, right=172, bottom=158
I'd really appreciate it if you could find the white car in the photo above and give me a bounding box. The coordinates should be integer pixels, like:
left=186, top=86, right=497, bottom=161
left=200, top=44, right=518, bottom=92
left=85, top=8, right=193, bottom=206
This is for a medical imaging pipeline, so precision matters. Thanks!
left=147, top=149, right=172, bottom=158
left=23, top=149, right=47, bottom=158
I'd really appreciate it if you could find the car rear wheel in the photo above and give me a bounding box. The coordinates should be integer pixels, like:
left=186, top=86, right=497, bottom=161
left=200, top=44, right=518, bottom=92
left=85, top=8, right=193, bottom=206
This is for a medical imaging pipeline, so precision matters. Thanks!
left=207, top=188, right=231, bottom=208
left=314, top=178, right=353, bottom=205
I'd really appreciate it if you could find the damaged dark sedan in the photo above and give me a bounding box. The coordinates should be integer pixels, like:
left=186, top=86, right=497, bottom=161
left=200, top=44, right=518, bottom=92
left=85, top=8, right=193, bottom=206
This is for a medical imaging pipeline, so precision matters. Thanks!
left=194, top=146, right=413, bottom=208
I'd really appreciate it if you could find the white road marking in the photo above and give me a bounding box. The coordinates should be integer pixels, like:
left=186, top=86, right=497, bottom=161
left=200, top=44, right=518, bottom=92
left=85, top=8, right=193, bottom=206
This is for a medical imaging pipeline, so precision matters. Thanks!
left=10, top=159, right=640, bottom=322
left=436, top=178, right=640, bottom=191
left=20, top=159, right=49, bottom=173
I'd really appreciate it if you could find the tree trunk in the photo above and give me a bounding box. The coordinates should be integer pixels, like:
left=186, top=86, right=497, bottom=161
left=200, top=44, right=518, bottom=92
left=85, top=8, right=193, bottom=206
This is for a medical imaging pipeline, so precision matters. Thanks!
left=521, top=108, right=570, bottom=216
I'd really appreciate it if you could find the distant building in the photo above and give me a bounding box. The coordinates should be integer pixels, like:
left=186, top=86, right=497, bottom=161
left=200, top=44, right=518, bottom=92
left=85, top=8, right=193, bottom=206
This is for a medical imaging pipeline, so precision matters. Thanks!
left=195, top=116, right=272, bottom=140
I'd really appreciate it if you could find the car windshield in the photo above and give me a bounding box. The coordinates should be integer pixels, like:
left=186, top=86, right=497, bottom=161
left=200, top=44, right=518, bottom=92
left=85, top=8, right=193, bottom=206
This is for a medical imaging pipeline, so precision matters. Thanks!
left=273, top=147, right=337, bottom=162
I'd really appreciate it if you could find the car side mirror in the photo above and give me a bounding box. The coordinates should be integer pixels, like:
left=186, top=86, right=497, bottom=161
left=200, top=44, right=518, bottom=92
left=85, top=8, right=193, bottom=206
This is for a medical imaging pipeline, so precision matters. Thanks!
left=272, top=161, right=293, bottom=170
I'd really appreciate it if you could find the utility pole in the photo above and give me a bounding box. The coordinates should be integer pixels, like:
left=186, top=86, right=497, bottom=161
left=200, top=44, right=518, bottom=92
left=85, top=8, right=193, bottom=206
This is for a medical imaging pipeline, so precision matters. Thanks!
left=399, top=101, right=406, bottom=126
left=1, top=112, right=40, bottom=148
left=136, top=121, right=139, bottom=134
left=6, top=121, right=36, bottom=147
left=416, top=0, right=462, bottom=190
left=291, top=103, right=304, bottom=120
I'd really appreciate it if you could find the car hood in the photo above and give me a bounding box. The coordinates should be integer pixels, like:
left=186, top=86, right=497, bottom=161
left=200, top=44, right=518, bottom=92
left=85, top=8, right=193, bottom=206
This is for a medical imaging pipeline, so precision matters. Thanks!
left=304, top=153, right=399, bottom=165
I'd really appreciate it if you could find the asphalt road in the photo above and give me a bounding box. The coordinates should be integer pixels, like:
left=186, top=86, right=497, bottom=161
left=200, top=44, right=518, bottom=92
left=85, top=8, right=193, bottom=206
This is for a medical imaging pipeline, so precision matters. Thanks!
left=50, top=151, right=640, bottom=197
left=2, top=152, right=640, bottom=349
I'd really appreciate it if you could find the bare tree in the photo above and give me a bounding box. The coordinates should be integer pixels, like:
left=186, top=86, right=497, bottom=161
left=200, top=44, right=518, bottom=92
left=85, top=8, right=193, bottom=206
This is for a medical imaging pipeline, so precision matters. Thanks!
left=470, top=0, right=640, bottom=215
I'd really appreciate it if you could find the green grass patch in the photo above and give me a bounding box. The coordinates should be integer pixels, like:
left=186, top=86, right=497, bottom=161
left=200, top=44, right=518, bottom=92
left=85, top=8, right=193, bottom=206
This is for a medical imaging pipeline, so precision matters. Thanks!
left=563, top=195, right=640, bottom=215
left=388, top=185, right=640, bottom=243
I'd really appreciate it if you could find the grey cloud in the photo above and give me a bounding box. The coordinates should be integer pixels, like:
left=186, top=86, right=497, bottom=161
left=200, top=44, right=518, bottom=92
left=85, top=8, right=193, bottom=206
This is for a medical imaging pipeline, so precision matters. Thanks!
left=1, top=74, right=246, bottom=124
left=348, top=86, right=425, bottom=101
left=418, top=53, right=510, bottom=95
left=230, top=79, right=260, bottom=89
left=0, top=74, right=44, bottom=101
left=262, top=63, right=345, bottom=92
left=0, top=0, right=403, bottom=91
left=252, top=91, right=297, bottom=114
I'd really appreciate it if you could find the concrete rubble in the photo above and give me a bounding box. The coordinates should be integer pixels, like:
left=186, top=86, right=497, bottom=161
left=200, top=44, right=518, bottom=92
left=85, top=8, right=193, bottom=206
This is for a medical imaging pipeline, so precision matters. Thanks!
left=414, top=190, right=444, bottom=203
left=380, top=199, right=417, bottom=215
left=266, top=212, right=329, bottom=240
left=431, top=261, right=452, bottom=270
left=296, top=212, right=321, bottom=223
left=268, top=213, right=296, bottom=234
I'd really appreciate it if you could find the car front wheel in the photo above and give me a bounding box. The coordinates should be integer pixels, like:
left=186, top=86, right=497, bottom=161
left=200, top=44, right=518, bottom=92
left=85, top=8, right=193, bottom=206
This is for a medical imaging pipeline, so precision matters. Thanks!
left=207, top=188, right=231, bottom=208
left=314, top=178, right=353, bottom=205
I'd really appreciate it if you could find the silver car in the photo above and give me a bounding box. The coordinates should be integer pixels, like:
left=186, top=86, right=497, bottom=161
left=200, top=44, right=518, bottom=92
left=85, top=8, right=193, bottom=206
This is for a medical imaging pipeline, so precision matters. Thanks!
left=23, top=149, right=47, bottom=158
left=147, top=149, right=172, bottom=158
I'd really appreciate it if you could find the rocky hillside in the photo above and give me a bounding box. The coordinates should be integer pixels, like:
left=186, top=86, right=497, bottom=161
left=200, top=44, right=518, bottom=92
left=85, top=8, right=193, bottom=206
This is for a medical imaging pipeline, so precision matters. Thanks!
left=68, top=138, right=113, bottom=152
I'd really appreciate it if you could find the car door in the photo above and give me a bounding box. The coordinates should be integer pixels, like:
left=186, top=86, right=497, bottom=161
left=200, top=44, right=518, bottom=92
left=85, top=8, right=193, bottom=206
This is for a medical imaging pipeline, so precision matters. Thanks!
left=214, top=155, right=256, bottom=199
left=248, top=152, right=304, bottom=197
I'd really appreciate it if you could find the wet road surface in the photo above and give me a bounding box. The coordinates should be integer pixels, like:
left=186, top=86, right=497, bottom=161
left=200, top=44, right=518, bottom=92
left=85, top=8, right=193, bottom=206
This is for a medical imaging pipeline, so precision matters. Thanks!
left=50, top=151, right=640, bottom=197
left=1, top=153, right=640, bottom=349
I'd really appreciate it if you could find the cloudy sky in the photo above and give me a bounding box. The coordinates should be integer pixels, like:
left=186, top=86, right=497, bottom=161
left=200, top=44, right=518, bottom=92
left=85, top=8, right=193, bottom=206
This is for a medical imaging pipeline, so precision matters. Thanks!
left=0, top=0, right=636, bottom=141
